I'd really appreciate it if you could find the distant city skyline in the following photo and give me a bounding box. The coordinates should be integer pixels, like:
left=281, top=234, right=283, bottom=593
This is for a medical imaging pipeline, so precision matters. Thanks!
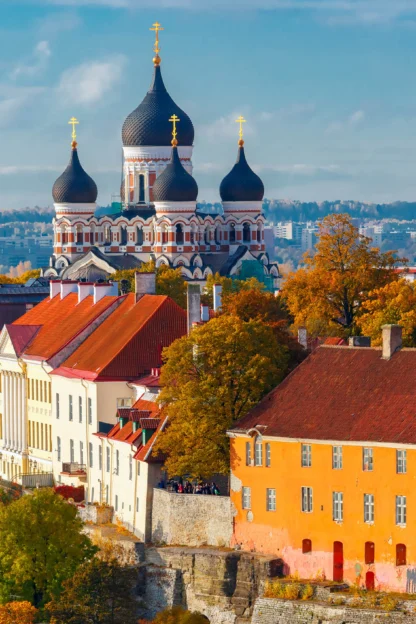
left=2, top=1, right=416, bottom=208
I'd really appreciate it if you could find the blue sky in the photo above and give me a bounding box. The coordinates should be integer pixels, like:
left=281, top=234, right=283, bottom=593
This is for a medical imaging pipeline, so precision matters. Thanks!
left=2, top=0, right=416, bottom=209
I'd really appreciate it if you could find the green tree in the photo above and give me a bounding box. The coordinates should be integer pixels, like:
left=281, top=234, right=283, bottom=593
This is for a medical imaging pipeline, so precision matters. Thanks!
left=282, top=214, right=404, bottom=337
left=154, top=315, right=289, bottom=477
left=46, top=557, right=137, bottom=624
left=0, top=489, right=96, bottom=607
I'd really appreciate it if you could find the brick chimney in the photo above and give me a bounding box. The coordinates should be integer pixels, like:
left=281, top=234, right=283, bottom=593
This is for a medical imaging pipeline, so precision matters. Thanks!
left=187, top=283, right=201, bottom=333
left=135, top=272, right=156, bottom=302
left=349, top=336, right=371, bottom=347
left=382, top=324, right=402, bottom=360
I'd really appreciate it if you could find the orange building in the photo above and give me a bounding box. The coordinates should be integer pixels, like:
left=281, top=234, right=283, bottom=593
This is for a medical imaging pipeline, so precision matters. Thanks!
left=228, top=326, right=416, bottom=593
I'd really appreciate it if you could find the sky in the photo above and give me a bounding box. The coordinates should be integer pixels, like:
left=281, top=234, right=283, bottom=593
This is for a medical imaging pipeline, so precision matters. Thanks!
left=2, top=1, right=416, bottom=209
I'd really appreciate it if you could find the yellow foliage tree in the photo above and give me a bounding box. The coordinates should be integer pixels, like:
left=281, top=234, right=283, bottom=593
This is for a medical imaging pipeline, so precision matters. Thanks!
left=357, top=279, right=416, bottom=346
left=0, top=601, right=38, bottom=624
left=282, top=214, right=404, bottom=337
left=201, top=272, right=265, bottom=307
left=112, top=262, right=187, bottom=309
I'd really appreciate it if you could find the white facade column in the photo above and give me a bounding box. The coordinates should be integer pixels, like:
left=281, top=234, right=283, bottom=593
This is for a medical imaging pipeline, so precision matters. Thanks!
left=16, top=375, right=21, bottom=452
left=3, top=373, right=8, bottom=448
left=9, top=374, right=14, bottom=450
left=12, top=373, right=17, bottom=451
left=21, top=377, right=26, bottom=454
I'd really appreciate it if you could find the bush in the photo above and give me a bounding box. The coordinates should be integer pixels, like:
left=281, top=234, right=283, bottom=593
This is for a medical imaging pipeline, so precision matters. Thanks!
left=54, top=485, right=84, bottom=503
left=150, top=607, right=209, bottom=623
left=301, top=584, right=314, bottom=600
left=379, top=593, right=399, bottom=612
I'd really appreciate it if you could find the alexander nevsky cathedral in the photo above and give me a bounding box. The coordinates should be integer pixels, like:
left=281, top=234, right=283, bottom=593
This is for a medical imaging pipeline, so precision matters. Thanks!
left=44, top=23, right=279, bottom=285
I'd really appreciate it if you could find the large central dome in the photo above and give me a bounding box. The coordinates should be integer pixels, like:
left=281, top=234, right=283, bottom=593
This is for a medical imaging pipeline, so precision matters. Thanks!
left=122, top=65, right=194, bottom=147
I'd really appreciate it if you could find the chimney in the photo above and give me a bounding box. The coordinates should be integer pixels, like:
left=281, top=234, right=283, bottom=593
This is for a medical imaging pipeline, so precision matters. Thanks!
left=50, top=280, right=61, bottom=299
left=382, top=324, right=402, bottom=360
left=187, top=283, right=201, bottom=333
left=298, top=327, right=308, bottom=350
left=213, top=283, right=222, bottom=312
left=201, top=305, right=209, bottom=322
left=349, top=336, right=371, bottom=348
left=93, top=282, right=118, bottom=304
left=135, top=272, right=156, bottom=302
left=60, top=280, right=78, bottom=300
left=78, top=282, right=94, bottom=304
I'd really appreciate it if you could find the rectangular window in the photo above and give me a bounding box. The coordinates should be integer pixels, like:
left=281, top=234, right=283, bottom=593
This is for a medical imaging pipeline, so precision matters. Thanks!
left=99, top=446, right=102, bottom=471
left=70, top=439, right=74, bottom=463
left=31, top=379, right=34, bottom=400
left=265, top=443, right=271, bottom=467
left=36, top=422, right=39, bottom=449
left=397, top=450, right=407, bottom=474
left=105, top=485, right=109, bottom=504
left=254, top=440, right=263, bottom=466
left=363, top=447, right=373, bottom=471
left=136, top=497, right=139, bottom=512
left=332, top=446, right=343, bottom=470
left=56, top=393, right=60, bottom=419
left=80, top=441, right=84, bottom=465
left=396, top=495, right=407, bottom=526
left=69, top=395, right=73, bottom=421
left=79, top=396, right=82, bottom=423
left=333, top=492, right=344, bottom=521
left=364, top=493, right=374, bottom=523
left=88, top=398, right=92, bottom=425
left=266, top=488, right=276, bottom=511
left=57, top=436, right=61, bottom=462
left=129, top=455, right=133, bottom=481
left=115, top=450, right=119, bottom=476
left=49, top=425, right=52, bottom=451
left=301, top=486, right=313, bottom=513
left=245, top=442, right=251, bottom=466
left=89, top=442, right=93, bottom=468
left=301, top=444, right=312, bottom=468
left=115, top=495, right=118, bottom=512
left=40, top=381, right=43, bottom=402
left=106, top=447, right=110, bottom=473
left=242, top=486, right=251, bottom=510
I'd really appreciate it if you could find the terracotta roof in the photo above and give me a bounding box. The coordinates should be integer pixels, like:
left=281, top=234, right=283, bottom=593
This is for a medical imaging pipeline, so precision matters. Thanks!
left=323, top=337, right=347, bottom=346
left=53, top=294, right=186, bottom=380
left=140, top=417, right=160, bottom=429
left=6, top=325, right=41, bottom=357
left=12, top=293, right=120, bottom=361
left=232, top=345, right=416, bottom=445
left=133, top=373, right=161, bottom=388
left=106, top=396, right=161, bottom=455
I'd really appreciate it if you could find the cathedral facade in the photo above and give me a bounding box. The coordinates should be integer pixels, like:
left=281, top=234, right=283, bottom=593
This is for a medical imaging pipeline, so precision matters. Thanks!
left=45, top=24, right=278, bottom=284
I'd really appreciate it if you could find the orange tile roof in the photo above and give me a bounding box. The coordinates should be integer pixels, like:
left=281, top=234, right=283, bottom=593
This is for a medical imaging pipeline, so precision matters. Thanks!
left=12, top=293, right=120, bottom=361
left=54, top=294, right=187, bottom=380
left=107, top=396, right=160, bottom=449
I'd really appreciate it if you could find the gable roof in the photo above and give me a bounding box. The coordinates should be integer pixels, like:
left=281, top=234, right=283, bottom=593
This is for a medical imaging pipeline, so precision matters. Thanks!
left=5, top=325, right=41, bottom=357
left=232, top=345, right=416, bottom=446
left=53, top=294, right=187, bottom=380
left=106, top=396, right=162, bottom=457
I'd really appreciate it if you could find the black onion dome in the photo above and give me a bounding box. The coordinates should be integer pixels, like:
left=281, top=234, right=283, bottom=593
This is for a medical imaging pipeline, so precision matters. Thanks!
left=52, top=147, right=97, bottom=203
left=220, top=146, right=264, bottom=202
left=122, top=65, right=194, bottom=147
left=152, top=146, right=198, bottom=202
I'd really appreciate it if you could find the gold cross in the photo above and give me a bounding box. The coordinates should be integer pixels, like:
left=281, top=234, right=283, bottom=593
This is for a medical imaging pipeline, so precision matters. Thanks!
left=68, top=116, right=79, bottom=142
left=235, top=115, right=246, bottom=142
left=169, top=114, right=180, bottom=146
left=150, top=22, right=164, bottom=56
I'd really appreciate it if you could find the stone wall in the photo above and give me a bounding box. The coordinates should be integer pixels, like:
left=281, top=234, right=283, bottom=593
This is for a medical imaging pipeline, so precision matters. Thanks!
left=252, top=598, right=416, bottom=623
left=151, top=489, right=234, bottom=547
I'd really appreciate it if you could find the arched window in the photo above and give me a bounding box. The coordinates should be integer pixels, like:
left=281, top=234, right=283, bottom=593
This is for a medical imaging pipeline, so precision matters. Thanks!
left=161, top=225, right=168, bottom=245
left=243, top=222, right=251, bottom=243
left=104, top=226, right=111, bottom=245
left=190, top=225, right=197, bottom=244
left=205, top=228, right=211, bottom=245
left=257, top=225, right=262, bottom=243
left=176, top=224, right=184, bottom=245
left=215, top=226, right=221, bottom=245
left=136, top=226, right=144, bottom=246
left=90, top=224, right=95, bottom=245
left=396, top=544, right=406, bottom=566
left=76, top=225, right=83, bottom=245
left=120, top=225, right=127, bottom=246
left=302, top=539, right=312, bottom=554
left=230, top=224, right=236, bottom=243
left=61, top=225, right=68, bottom=245
left=138, top=174, right=145, bottom=203
left=365, top=541, right=375, bottom=565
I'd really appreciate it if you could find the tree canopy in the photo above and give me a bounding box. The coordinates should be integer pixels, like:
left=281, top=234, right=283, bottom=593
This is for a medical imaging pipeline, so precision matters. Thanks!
left=0, top=489, right=96, bottom=607
left=142, top=606, right=209, bottom=624
left=0, top=602, right=38, bottom=624
left=282, top=213, right=404, bottom=337
left=112, top=262, right=187, bottom=309
left=201, top=272, right=265, bottom=307
left=154, top=315, right=289, bottom=477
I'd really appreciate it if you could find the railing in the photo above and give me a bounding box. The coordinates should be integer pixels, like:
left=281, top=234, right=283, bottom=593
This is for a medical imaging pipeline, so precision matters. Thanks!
left=62, top=463, right=87, bottom=475
left=20, top=473, right=54, bottom=488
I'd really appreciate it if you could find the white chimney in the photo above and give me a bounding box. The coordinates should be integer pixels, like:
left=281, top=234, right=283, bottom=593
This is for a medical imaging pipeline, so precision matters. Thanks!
left=187, top=283, right=201, bottom=333
left=298, top=327, right=308, bottom=350
left=382, top=325, right=402, bottom=360
left=93, top=282, right=118, bottom=304
left=135, top=272, right=156, bottom=302
left=213, top=283, right=222, bottom=312
left=50, top=280, right=61, bottom=299
left=78, top=282, right=94, bottom=304
left=201, top=305, right=209, bottom=322
left=60, top=280, right=78, bottom=300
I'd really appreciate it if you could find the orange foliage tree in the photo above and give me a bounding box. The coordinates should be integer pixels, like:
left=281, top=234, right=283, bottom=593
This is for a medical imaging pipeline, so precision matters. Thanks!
left=0, top=601, right=38, bottom=624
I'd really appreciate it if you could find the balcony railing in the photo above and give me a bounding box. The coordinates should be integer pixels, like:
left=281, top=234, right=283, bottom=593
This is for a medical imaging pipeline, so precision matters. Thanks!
left=62, top=463, right=87, bottom=475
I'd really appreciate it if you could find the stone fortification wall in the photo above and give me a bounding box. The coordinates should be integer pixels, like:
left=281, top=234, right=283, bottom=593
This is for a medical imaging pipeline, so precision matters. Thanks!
left=151, top=489, right=234, bottom=547
left=252, top=598, right=416, bottom=623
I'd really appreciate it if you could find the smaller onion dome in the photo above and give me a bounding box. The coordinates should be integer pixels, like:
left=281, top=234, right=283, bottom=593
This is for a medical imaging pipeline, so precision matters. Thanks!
left=52, top=143, right=98, bottom=204
left=153, top=145, right=198, bottom=202
left=220, top=144, right=264, bottom=202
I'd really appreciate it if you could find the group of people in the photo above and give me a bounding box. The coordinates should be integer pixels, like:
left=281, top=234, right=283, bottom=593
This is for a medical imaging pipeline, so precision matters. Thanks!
left=158, top=479, right=221, bottom=496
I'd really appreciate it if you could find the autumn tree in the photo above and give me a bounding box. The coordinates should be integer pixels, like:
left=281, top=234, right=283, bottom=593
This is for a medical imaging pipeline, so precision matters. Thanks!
left=201, top=272, right=265, bottom=307
left=149, top=606, right=209, bottom=623
left=112, top=262, right=186, bottom=309
left=46, top=557, right=137, bottom=624
left=154, top=315, right=289, bottom=476
left=282, top=213, right=404, bottom=337
left=0, top=489, right=96, bottom=607
left=356, top=279, right=416, bottom=346
left=0, top=601, right=38, bottom=624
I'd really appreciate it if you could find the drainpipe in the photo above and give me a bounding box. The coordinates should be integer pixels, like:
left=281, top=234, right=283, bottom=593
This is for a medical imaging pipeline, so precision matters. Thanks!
left=132, top=444, right=138, bottom=536
left=81, top=378, right=89, bottom=503
left=17, top=359, right=28, bottom=474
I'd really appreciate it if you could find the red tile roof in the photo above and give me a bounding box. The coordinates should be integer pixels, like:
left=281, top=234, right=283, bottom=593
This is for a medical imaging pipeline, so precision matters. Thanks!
left=232, top=345, right=416, bottom=445
left=106, top=396, right=161, bottom=456
left=53, top=294, right=186, bottom=380
left=323, top=337, right=347, bottom=346
left=12, top=293, right=120, bottom=361
left=6, top=324, right=41, bottom=357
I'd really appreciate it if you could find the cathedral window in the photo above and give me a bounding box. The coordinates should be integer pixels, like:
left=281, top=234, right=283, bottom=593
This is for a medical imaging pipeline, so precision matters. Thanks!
left=230, top=224, right=236, bottom=243
left=215, top=226, right=221, bottom=245
left=120, top=225, right=128, bottom=246
left=104, top=226, right=111, bottom=245
left=257, top=225, right=262, bottom=243
left=190, top=225, right=197, bottom=244
left=136, top=227, right=144, bottom=246
left=76, top=225, right=83, bottom=245
left=61, top=226, right=68, bottom=245
left=176, top=224, right=184, bottom=245
left=161, top=225, right=168, bottom=245
left=138, top=174, right=145, bottom=203
left=204, top=228, right=211, bottom=245
left=243, top=223, right=251, bottom=243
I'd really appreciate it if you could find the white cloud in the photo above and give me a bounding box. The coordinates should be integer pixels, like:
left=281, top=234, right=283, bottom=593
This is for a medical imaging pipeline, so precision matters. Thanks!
left=200, top=111, right=255, bottom=142
left=37, top=11, right=82, bottom=36
left=57, top=55, right=126, bottom=105
left=0, top=165, right=61, bottom=175
left=0, top=86, right=46, bottom=127
left=325, top=109, right=365, bottom=134
left=10, top=41, right=51, bottom=80
left=349, top=109, right=365, bottom=125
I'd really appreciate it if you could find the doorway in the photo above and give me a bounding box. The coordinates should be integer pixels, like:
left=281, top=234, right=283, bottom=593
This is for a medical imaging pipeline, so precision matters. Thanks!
left=333, top=541, right=344, bottom=582
left=366, top=571, right=375, bottom=591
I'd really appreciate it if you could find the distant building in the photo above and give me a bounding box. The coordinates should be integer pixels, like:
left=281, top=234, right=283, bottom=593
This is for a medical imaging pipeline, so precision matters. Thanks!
left=274, top=221, right=303, bottom=244
left=359, top=226, right=382, bottom=247
left=0, top=279, right=50, bottom=328
left=301, top=227, right=317, bottom=252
